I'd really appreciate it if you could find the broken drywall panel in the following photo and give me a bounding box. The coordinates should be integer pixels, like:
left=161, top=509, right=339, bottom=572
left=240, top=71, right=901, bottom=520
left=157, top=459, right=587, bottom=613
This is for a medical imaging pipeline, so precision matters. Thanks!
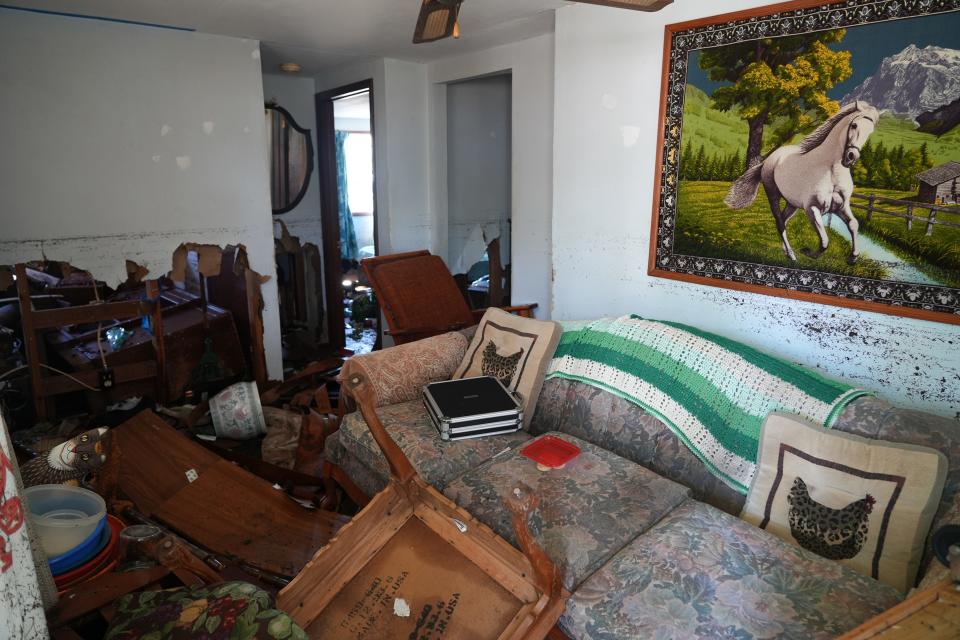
left=170, top=243, right=226, bottom=283
left=273, top=218, right=323, bottom=251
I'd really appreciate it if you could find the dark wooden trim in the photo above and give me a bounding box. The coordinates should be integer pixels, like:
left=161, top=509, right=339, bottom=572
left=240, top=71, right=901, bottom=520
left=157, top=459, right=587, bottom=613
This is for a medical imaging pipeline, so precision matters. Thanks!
left=268, top=104, right=315, bottom=215
left=574, top=0, right=673, bottom=12
left=648, top=0, right=960, bottom=326
left=315, top=78, right=377, bottom=351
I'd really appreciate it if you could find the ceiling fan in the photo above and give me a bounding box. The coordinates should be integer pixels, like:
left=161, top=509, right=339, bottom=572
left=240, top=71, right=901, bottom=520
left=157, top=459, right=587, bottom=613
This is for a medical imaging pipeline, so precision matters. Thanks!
left=413, top=0, right=674, bottom=44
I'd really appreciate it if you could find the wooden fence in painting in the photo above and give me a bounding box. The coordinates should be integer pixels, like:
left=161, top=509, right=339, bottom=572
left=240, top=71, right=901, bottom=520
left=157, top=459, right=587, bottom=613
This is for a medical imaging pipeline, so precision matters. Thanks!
left=850, top=193, right=960, bottom=237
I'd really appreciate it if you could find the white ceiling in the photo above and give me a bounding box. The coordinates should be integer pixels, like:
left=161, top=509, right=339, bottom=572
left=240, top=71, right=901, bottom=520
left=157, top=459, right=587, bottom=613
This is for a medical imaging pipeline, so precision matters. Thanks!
left=5, top=0, right=570, bottom=75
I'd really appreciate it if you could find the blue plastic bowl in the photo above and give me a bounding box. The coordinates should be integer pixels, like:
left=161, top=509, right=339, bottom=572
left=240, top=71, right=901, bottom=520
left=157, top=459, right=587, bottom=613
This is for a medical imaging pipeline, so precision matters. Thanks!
left=49, top=515, right=108, bottom=576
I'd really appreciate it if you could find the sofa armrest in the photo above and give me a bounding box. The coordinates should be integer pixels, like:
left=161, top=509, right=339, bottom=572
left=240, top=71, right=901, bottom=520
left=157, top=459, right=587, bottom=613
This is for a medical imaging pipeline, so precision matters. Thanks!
left=340, top=331, right=469, bottom=408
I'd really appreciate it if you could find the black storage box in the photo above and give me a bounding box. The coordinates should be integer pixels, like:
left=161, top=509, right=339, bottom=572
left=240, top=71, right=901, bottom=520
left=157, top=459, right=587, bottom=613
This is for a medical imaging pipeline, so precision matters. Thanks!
left=422, top=376, right=523, bottom=441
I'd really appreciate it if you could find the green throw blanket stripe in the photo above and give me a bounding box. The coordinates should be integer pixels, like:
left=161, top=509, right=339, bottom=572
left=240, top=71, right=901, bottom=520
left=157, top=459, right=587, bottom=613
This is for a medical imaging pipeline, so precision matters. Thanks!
left=546, top=370, right=747, bottom=491
left=553, top=340, right=760, bottom=458
left=547, top=317, right=872, bottom=494
left=650, top=318, right=851, bottom=404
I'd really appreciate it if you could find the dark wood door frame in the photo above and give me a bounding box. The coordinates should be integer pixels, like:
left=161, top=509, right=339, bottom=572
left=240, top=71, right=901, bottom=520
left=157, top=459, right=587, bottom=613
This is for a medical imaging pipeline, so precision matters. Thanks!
left=315, top=79, right=377, bottom=351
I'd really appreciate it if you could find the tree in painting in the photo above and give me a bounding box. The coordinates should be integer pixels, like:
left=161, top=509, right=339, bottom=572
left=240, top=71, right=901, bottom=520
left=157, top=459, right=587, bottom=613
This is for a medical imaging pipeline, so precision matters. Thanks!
left=700, top=31, right=852, bottom=167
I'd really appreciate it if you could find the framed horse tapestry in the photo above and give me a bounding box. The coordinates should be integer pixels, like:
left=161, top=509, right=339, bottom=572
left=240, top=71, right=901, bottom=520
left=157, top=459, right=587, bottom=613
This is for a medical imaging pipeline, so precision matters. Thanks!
left=649, top=0, right=960, bottom=325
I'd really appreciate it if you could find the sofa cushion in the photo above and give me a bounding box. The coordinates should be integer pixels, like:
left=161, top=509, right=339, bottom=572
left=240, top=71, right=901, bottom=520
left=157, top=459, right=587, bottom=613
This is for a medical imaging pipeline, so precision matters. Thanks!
left=742, top=412, right=947, bottom=593
left=453, top=307, right=562, bottom=428
left=560, top=499, right=902, bottom=640
left=531, top=377, right=746, bottom=515
left=443, top=432, right=689, bottom=591
left=336, top=400, right=532, bottom=492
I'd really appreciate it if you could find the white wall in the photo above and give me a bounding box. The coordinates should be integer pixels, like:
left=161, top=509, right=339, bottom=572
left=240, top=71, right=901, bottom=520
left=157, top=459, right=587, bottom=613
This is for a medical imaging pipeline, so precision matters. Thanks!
left=315, top=58, right=431, bottom=257
left=446, top=74, right=512, bottom=275
left=262, top=73, right=322, bottom=247
left=0, top=8, right=283, bottom=379
left=552, top=2, right=960, bottom=418
left=429, top=34, right=556, bottom=317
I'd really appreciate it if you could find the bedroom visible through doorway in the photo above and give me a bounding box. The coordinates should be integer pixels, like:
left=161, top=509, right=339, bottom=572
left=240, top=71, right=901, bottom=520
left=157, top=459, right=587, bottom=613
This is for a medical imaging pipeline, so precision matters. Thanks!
left=316, top=81, right=378, bottom=354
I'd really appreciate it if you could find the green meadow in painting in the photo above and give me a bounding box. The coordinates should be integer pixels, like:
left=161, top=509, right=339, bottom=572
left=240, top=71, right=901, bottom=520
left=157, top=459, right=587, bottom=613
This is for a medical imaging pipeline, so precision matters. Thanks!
left=675, top=11, right=960, bottom=289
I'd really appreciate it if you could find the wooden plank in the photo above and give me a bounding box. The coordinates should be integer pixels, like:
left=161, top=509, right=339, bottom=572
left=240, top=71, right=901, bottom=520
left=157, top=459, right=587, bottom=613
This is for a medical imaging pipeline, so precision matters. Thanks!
left=113, top=410, right=223, bottom=515
left=414, top=495, right=538, bottom=603
left=113, top=410, right=347, bottom=577
left=152, top=459, right=346, bottom=577
left=30, top=300, right=153, bottom=330
left=279, top=484, right=413, bottom=627
left=47, top=566, right=170, bottom=628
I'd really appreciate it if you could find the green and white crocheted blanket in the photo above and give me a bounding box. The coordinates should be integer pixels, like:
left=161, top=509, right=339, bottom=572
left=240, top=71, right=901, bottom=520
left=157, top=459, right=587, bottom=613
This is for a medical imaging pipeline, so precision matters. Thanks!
left=545, top=316, right=871, bottom=494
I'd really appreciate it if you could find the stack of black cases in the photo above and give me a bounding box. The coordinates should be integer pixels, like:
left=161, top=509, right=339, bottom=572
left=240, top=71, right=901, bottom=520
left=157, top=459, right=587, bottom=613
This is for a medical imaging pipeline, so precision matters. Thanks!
left=422, top=376, right=524, bottom=441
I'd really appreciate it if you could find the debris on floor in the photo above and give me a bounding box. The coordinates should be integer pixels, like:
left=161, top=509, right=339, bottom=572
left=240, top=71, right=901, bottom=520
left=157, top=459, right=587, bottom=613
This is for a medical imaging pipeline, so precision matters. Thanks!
left=0, top=259, right=355, bottom=637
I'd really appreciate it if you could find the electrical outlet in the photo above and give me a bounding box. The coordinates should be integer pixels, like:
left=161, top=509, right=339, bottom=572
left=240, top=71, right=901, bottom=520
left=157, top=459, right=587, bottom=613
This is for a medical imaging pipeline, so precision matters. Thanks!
left=99, top=368, right=115, bottom=389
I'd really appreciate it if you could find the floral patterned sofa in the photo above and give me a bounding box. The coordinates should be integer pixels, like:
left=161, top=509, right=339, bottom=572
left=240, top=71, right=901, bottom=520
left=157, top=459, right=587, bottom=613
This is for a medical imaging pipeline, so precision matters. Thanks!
left=324, top=330, right=960, bottom=639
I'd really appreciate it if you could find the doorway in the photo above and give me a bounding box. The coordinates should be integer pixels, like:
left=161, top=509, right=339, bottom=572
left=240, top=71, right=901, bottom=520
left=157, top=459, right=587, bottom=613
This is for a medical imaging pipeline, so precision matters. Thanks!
left=316, top=80, right=378, bottom=354
left=445, top=73, right=512, bottom=308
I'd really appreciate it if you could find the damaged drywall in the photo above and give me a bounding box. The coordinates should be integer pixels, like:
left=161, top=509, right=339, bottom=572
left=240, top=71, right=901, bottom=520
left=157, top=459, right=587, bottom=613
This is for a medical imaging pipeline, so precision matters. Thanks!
left=0, top=10, right=282, bottom=378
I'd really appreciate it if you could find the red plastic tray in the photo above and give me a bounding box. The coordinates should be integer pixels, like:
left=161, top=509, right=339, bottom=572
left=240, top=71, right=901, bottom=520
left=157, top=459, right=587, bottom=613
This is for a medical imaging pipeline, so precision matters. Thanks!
left=521, top=436, right=581, bottom=468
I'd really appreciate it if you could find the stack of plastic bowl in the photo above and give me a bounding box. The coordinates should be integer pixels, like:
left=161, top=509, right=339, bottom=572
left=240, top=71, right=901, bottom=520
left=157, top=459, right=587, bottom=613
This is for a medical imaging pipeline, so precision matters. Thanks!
left=24, top=484, right=121, bottom=590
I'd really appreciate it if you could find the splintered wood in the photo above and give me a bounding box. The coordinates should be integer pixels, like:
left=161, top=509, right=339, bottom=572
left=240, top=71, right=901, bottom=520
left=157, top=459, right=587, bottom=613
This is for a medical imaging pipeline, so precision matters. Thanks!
left=306, top=518, right=521, bottom=639
left=113, top=410, right=347, bottom=576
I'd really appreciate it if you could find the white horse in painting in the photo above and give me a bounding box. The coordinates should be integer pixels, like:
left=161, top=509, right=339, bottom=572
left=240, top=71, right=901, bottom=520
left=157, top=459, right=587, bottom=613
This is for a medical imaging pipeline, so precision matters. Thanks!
left=725, top=101, right=880, bottom=265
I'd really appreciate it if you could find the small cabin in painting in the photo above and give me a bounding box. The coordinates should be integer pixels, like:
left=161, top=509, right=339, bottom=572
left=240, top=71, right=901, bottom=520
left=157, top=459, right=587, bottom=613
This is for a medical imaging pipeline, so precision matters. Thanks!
left=917, top=160, right=960, bottom=204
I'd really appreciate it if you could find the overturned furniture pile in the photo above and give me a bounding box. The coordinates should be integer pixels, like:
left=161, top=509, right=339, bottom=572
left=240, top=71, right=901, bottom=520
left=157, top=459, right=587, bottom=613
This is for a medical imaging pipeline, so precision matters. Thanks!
left=1, top=251, right=266, bottom=423
left=278, top=371, right=568, bottom=639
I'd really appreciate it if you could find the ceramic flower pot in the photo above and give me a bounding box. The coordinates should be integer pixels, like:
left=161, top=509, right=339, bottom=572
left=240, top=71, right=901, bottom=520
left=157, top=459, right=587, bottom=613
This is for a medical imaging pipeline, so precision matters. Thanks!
left=209, top=381, right=266, bottom=440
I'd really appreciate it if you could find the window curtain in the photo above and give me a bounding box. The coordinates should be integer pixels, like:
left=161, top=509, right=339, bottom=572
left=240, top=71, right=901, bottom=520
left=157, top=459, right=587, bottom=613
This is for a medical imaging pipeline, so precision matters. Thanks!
left=336, top=130, right=360, bottom=263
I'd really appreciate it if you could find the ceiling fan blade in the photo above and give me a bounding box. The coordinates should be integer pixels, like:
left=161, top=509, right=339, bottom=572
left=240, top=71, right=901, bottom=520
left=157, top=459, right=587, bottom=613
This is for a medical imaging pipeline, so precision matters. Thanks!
left=413, top=0, right=463, bottom=44
left=574, top=0, right=673, bottom=11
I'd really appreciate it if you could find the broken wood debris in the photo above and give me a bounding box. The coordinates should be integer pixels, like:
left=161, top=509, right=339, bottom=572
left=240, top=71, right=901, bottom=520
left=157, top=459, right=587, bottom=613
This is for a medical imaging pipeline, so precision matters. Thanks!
left=111, top=410, right=348, bottom=577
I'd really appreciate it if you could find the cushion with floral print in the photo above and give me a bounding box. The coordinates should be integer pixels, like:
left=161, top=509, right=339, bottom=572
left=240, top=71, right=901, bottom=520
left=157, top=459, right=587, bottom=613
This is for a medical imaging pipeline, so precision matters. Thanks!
left=104, top=581, right=307, bottom=640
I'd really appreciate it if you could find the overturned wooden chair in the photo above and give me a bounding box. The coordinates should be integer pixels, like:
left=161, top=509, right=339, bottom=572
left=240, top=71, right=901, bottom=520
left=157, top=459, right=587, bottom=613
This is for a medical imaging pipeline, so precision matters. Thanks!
left=361, top=250, right=537, bottom=344
left=278, top=370, right=568, bottom=639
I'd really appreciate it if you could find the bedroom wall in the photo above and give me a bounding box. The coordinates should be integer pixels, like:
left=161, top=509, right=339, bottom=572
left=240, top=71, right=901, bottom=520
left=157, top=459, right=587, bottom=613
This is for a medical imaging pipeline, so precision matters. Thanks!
left=0, top=7, right=283, bottom=379
left=551, top=1, right=960, bottom=418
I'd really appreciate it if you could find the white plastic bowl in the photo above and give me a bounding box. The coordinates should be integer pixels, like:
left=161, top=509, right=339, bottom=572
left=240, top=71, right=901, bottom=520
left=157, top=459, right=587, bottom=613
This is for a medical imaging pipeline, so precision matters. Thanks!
left=24, top=484, right=106, bottom=557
